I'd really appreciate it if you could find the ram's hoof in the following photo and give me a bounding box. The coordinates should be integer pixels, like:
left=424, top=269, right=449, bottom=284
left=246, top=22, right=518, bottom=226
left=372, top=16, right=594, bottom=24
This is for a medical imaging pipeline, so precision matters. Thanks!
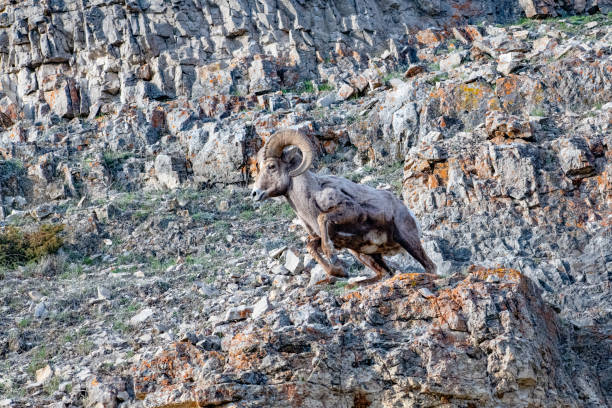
left=328, top=265, right=348, bottom=278
left=346, top=274, right=384, bottom=288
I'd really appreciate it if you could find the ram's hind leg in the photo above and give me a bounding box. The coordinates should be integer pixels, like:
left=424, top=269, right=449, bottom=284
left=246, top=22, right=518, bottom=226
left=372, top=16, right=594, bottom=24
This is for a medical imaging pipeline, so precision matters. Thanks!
left=306, top=235, right=347, bottom=279
left=348, top=249, right=389, bottom=284
left=372, top=254, right=392, bottom=273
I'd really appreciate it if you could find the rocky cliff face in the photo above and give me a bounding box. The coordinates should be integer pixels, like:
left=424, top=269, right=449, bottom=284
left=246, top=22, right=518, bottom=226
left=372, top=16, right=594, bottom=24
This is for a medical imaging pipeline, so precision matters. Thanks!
left=0, top=0, right=611, bottom=124
left=0, top=1, right=611, bottom=408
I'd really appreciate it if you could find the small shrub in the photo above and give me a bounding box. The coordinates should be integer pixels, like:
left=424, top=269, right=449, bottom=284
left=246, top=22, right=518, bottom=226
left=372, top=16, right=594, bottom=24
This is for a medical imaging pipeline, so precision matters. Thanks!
left=427, top=72, right=449, bottom=85
left=517, top=17, right=537, bottom=28
left=192, top=212, right=215, bottom=223
left=0, top=224, right=64, bottom=268
left=43, top=376, right=60, bottom=395
left=18, top=318, right=31, bottom=328
left=297, top=80, right=315, bottom=93
left=0, top=159, right=25, bottom=182
left=103, top=151, right=132, bottom=172
left=26, top=346, right=49, bottom=378
left=132, top=209, right=151, bottom=221
left=383, top=70, right=405, bottom=83
left=115, top=192, right=136, bottom=210
left=318, top=83, right=334, bottom=92
left=282, top=80, right=316, bottom=95
left=239, top=209, right=256, bottom=220
left=75, top=339, right=94, bottom=356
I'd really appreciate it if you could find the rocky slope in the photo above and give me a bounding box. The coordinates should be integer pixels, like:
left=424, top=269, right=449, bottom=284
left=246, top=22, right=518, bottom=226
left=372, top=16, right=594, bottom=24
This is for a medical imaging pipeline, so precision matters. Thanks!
left=0, top=1, right=611, bottom=408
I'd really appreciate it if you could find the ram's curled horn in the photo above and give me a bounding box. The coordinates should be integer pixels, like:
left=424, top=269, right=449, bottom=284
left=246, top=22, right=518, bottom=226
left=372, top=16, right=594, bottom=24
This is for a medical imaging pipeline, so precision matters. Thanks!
left=264, top=129, right=314, bottom=177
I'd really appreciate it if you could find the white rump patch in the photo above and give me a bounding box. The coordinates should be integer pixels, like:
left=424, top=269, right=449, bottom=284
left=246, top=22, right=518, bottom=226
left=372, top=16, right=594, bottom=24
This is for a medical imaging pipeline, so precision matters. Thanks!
left=408, top=209, right=422, bottom=237
left=365, top=230, right=387, bottom=245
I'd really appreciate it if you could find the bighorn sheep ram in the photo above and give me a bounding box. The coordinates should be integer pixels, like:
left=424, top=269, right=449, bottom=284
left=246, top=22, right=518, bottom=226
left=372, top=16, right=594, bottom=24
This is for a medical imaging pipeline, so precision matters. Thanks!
left=251, top=129, right=436, bottom=283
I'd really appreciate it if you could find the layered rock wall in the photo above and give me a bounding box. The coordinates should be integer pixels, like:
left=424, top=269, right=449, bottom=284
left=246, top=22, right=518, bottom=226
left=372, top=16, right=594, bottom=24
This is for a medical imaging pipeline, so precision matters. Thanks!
left=1, top=0, right=610, bottom=125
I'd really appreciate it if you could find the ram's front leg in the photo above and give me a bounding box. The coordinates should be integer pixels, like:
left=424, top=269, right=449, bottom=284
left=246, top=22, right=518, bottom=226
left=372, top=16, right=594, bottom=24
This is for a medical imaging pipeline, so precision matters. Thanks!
left=317, top=212, right=337, bottom=261
left=306, top=235, right=347, bottom=279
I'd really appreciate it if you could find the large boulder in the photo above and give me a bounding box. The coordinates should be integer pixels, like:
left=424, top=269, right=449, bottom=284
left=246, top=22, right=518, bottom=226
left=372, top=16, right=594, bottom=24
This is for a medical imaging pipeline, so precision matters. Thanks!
left=154, top=154, right=187, bottom=190
left=192, top=122, right=251, bottom=184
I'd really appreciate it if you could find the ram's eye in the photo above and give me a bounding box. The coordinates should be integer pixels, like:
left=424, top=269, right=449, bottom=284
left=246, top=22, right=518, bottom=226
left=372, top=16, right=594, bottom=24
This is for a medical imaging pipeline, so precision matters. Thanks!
left=267, top=163, right=276, bottom=170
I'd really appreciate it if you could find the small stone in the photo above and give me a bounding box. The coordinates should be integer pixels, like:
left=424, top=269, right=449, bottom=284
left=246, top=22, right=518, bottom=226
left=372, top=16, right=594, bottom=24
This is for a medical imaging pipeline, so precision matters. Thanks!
left=134, top=270, right=145, bottom=278
left=309, top=265, right=330, bottom=286
left=269, top=246, right=287, bottom=259
left=557, top=138, right=595, bottom=179
left=130, top=308, right=154, bottom=325
left=404, top=64, right=425, bottom=78
left=423, top=130, right=443, bottom=143
left=513, top=30, right=530, bottom=40
left=347, top=276, right=369, bottom=286
left=97, top=286, right=111, bottom=300
left=272, top=265, right=290, bottom=275
left=155, top=154, right=187, bottom=189
left=291, top=304, right=328, bottom=326
left=497, top=52, right=523, bottom=76
left=350, top=75, right=369, bottom=92
left=272, top=275, right=290, bottom=287
left=585, top=21, right=598, bottom=29
left=217, top=200, right=230, bottom=212
left=6, top=210, right=27, bottom=223
left=252, top=296, right=271, bottom=319
left=35, top=365, right=53, bottom=384
left=418, top=287, right=435, bottom=299
left=284, top=248, right=304, bottom=274
left=337, top=84, right=355, bottom=100
left=317, top=93, right=337, bottom=108
left=486, top=274, right=500, bottom=283
left=388, top=78, right=404, bottom=89
left=532, top=36, right=555, bottom=54
left=225, top=305, right=253, bottom=322
left=34, top=301, right=48, bottom=319
left=439, top=52, right=463, bottom=71
left=58, top=381, right=71, bottom=393
left=194, top=282, right=217, bottom=297
left=30, top=203, right=54, bottom=219
left=103, top=239, right=112, bottom=246
left=28, top=291, right=43, bottom=301
left=485, top=111, right=532, bottom=139
left=117, top=391, right=130, bottom=401
left=303, top=253, right=315, bottom=270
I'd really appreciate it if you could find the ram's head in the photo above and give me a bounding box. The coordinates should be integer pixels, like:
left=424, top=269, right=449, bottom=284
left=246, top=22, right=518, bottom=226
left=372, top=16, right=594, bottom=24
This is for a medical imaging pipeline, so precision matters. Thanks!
left=251, top=130, right=314, bottom=202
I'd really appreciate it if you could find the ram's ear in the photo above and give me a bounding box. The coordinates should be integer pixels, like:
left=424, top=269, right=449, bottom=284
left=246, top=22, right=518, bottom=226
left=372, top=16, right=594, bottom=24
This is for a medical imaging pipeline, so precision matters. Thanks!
left=281, top=146, right=303, bottom=174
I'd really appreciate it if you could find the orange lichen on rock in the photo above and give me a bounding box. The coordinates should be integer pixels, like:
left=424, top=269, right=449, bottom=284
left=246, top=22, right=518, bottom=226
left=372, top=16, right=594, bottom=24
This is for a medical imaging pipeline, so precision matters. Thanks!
left=387, top=272, right=429, bottom=284
left=227, top=332, right=267, bottom=371
left=468, top=265, right=522, bottom=282
left=341, top=291, right=364, bottom=302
